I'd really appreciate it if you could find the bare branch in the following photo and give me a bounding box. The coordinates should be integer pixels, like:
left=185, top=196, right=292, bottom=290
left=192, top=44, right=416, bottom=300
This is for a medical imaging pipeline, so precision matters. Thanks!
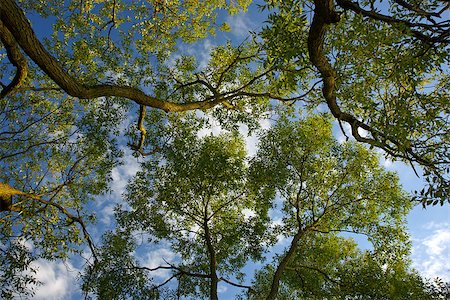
left=220, top=277, right=255, bottom=292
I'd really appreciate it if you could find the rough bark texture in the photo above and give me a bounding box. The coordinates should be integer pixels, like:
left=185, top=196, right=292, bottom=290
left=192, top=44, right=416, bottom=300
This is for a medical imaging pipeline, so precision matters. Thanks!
left=307, top=0, right=374, bottom=143
left=204, top=217, right=219, bottom=300
left=265, top=230, right=304, bottom=300
left=0, top=19, right=28, bottom=98
left=0, top=0, right=225, bottom=112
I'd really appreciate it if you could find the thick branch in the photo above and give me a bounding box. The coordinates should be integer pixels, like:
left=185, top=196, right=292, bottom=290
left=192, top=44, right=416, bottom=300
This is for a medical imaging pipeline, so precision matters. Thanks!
left=0, top=0, right=226, bottom=112
left=336, top=0, right=450, bottom=44
left=265, top=229, right=305, bottom=300
left=0, top=20, right=28, bottom=98
left=307, top=0, right=437, bottom=170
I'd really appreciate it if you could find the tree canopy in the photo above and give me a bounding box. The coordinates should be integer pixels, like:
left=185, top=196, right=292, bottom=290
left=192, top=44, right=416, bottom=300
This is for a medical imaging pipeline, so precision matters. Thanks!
left=0, top=0, right=449, bottom=299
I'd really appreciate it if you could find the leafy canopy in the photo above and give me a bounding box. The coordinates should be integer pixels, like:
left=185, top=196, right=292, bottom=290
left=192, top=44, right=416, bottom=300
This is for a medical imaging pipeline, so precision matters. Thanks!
left=0, top=0, right=449, bottom=298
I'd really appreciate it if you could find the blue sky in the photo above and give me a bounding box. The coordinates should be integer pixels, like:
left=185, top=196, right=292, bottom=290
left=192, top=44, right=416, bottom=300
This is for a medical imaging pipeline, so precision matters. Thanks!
left=19, top=1, right=450, bottom=299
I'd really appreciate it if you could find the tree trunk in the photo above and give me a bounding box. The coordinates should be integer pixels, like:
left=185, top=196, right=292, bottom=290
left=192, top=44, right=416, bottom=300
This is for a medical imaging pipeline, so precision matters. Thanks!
left=204, top=217, right=219, bottom=300
left=265, top=230, right=304, bottom=300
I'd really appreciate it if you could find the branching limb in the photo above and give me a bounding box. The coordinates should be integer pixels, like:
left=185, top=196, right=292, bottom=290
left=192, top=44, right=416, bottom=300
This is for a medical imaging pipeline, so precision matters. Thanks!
left=307, top=0, right=439, bottom=170
left=0, top=0, right=229, bottom=112
left=0, top=182, right=98, bottom=262
left=265, top=228, right=306, bottom=300
left=129, top=105, right=156, bottom=156
left=393, top=0, right=440, bottom=18
left=219, top=277, right=255, bottom=293
left=336, top=0, right=450, bottom=44
left=0, top=20, right=28, bottom=98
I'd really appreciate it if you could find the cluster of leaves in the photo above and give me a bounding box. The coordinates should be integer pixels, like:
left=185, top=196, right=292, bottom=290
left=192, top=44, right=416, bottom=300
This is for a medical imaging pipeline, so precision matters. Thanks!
left=0, top=0, right=449, bottom=298
left=82, top=114, right=448, bottom=299
left=0, top=90, right=126, bottom=297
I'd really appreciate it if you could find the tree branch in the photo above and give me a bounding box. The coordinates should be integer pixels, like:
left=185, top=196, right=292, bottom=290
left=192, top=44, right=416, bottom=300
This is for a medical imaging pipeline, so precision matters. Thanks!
left=220, top=277, right=255, bottom=293
left=336, top=0, right=450, bottom=44
left=307, top=0, right=439, bottom=170
left=128, top=105, right=160, bottom=156
left=0, top=0, right=227, bottom=112
left=0, top=182, right=98, bottom=262
left=286, top=265, right=340, bottom=285
left=0, top=20, right=28, bottom=98
left=265, top=229, right=305, bottom=300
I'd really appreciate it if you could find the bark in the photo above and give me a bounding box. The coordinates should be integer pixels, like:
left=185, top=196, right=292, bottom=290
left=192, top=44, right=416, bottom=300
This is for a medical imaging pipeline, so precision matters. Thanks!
left=203, top=217, right=219, bottom=300
left=0, top=0, right=439, bottom=168
left=0, top=195, right=12, bottom=211
left=265, top=230, right=304, bottom=300
left=306, top=0, right=435, bottom=168
left=0, top=19, right=28, bottom=98
left=336, top=0, right=450, bottom=44
left=0, top=0, right=225, bottom=112
left=307, top=0, right=374, bottom=143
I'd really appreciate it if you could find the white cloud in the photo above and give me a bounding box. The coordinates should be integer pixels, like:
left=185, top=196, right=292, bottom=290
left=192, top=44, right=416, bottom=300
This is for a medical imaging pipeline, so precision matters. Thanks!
left=141, top=247, right=178, bottom=279
left=100, top=204, right=116, bottom=226
left=411, top=222, right=450, bottom=281
left=31, top=260, right=79, bottom=300
left=357, top=127, right=369, bottom=138
left=226, top=13, right=255, bottom=38
left=423, top=229, right=450, bottom=256
left=110, top=149, right=141, bottom=199
left=423, top=221, right=448, bottom=230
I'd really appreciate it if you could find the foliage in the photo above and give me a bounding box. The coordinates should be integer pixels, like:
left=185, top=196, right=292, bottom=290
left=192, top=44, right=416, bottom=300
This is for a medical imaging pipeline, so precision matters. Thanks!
left=107, top=121, right=270, bottom=299
left=82, top=230, right=155, bottom=300
left=0, top=0, right=449, bottom=298
left=82, top=115, right=445, bottom=299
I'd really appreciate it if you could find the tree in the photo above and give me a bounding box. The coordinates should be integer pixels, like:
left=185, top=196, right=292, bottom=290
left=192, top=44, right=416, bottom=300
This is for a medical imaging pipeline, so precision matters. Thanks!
left=246, top=115, right=439, bottom=299
left=82, top=115, right=446, bottom=299
left=1, top=0, right=448, bottom=203
left=84, top=121, right=270, bottom=299
left=0, top=0, right=449, bottom=297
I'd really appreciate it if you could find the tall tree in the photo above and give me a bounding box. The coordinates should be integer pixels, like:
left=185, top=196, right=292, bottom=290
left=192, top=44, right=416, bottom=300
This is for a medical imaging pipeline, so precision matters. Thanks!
left=1, top=0, right=449, bottom=297
left=82, top=115, right=447, bottom=299
left=84, top=122, right=270, bottom=299
left=246, top=115, right=433, bottom=299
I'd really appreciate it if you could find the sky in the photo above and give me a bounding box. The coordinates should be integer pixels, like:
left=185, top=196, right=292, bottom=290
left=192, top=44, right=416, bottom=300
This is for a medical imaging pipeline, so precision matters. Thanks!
left=14, top=1, right=450, bottom=299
